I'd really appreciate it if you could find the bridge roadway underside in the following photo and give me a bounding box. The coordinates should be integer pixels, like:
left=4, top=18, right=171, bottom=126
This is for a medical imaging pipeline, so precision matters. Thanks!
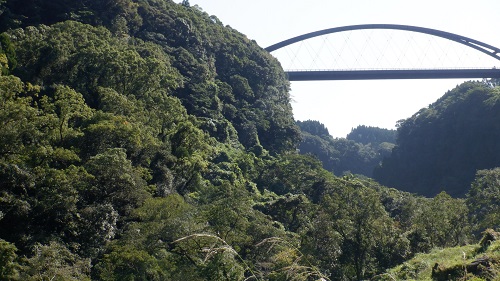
left=286, top=69, right=500, bottom=81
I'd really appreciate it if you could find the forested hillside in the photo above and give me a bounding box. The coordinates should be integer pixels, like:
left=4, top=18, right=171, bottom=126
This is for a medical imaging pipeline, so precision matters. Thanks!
left=374, top=81, right=500, bottom=197
left=297, top=121, right=395, bottom=177
left=347, top=125, right=396, bottom=147
left=0, top=1, right=499, bottom=280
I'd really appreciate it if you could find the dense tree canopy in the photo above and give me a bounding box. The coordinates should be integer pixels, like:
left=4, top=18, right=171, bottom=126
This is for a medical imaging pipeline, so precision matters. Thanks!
left=346, top=125, right=396, bottom=147
left=0, top=0, right=498, bottom=280
left=374, top=82, right=500, bottom=197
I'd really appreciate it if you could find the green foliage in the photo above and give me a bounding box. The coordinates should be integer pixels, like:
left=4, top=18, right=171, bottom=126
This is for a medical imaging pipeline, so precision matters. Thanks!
left=375, top=82, right=500, bottom=197
left=0, top=76, right=58, bottom=164
left=0, top=33, right=17, bottom=75
left=97, top=244, right=170, bottom=281
left=84, top=148, right=149, bottom=215
left=296, top=120, right=395, bottom=177
left=21, top=241, right=91, bottom=281
left=316, top=178, right=410, bottom=280
left=379, top=236, right=500, bottom=281
left=81, top=113, right=149, bottom=159
left=255, top=153, right=334, bottom=199
left=297, top=120, right=330, bottom=137
left=467, top=168, right=500, bottom=231
left=0, top=239, right=20, bottom=281
left=5, top=0, right=300, bottom=155
left=42, top=85, right=93, bottom=143
left=255, top=193, right=313, bottom=233
left=347, top=125, right=396, bottom=147
left=94, top=194, right=202, bottom=280
left=11, top=21, right=182, bottom=106
left=0, top=1, right=497, bottom=280
left=410, top=192, right=470, bottom=251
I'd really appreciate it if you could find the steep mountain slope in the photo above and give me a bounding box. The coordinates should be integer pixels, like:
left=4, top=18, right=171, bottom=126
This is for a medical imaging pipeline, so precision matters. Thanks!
left=374, top=82, right=500, bottom=197
left=1, top=0, right=300, bottom=153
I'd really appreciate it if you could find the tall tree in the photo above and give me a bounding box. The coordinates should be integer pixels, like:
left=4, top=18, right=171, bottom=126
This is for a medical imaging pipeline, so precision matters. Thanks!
left=467, top=168, right=500, bottom=231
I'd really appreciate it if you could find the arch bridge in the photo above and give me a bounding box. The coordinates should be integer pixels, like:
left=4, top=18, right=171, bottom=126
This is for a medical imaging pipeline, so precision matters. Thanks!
left=265, top=24, right=500, bottom=81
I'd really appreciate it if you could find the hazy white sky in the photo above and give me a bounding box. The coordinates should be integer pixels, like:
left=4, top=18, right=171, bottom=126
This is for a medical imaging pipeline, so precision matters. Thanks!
left=184, top=0, right=500, bottom=137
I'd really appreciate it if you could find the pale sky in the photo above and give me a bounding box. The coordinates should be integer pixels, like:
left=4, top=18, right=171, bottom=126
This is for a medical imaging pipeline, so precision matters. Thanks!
left=184, top=0, right=500, bottom=137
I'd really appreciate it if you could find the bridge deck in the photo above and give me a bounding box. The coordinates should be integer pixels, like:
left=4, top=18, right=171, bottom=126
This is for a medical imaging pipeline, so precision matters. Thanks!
left=286, top=69, right=500, bottom=81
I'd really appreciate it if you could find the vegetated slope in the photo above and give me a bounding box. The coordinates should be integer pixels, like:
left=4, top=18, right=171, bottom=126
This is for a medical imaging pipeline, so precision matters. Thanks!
left=0, top=0, right=300, bottom=154
left=374, top=81, right=500, bottom=197
left=0, top=1, right=499, bottom=280
left=297, top=120, right=395, bottom=177
left=375, top=230, right=500, bottom=281
left=347, top=125, right=397, bottom=147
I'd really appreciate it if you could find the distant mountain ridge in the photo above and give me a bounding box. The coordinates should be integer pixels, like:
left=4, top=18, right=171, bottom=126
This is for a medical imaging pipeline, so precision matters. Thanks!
left=296, top=121, right=395, bottom=177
